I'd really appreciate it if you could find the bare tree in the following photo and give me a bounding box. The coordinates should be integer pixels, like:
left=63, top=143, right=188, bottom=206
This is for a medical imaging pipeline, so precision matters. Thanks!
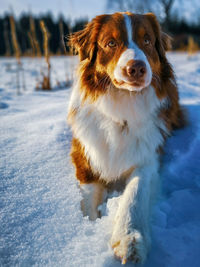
left=107, top=0, right=152, bottom=13
left=160, top=0, right=175, bottom=28
left=106, top=0, right=177, bottom=29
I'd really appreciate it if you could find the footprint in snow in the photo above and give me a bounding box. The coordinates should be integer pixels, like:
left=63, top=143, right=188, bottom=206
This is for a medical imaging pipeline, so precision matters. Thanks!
left=0, top=102, right=9, bottom=109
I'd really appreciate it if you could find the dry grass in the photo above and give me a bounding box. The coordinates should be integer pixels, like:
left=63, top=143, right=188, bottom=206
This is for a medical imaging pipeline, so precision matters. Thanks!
left=10, top=15, right=24, bottom=94
left=37, top=20, right=51, bottom=90
left=29, top=15, right=42, bottom=57
left=10, top=15, right=21, bottom=64
left=187, top=36, right=199, bottom=56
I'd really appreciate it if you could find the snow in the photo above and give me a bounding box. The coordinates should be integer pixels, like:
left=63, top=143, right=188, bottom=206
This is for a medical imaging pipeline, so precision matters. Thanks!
left=0, top=53, right=200, bottom=266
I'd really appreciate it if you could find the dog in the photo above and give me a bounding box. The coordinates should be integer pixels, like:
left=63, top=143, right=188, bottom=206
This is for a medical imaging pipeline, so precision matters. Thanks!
left=67, top=12, right=185, bottom=264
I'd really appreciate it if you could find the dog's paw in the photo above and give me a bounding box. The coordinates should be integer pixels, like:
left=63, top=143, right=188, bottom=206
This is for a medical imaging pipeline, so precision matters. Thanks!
left=111, top=230, right=148, bottom=264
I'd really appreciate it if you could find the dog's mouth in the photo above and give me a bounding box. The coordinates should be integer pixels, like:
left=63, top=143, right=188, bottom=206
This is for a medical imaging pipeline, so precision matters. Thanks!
left=113, top=78, right=147, bottom=91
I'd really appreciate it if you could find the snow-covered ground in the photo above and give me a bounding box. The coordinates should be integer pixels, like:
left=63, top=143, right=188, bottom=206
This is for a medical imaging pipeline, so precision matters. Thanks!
left=0, top=53, right=200, bottom=267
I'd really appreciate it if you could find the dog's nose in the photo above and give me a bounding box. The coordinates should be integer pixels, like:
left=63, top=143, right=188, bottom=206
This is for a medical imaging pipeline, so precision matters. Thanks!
left=126, top=60, right=146, bottom=78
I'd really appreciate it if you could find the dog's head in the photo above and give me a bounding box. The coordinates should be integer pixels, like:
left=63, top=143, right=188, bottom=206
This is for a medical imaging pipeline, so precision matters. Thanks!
left=69, top=12, right=171, bottom=97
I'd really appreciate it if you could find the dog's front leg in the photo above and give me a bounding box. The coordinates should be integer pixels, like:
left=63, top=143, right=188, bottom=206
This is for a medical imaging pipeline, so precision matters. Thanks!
left=111, top=163, right=159, bottom=264
left=80, top=182, right=107, bottom=220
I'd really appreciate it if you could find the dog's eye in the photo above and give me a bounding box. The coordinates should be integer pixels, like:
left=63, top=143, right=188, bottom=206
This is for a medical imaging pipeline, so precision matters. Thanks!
left=144, top=38, right=150, bottom=45
left=107, top=40, right=117, bottom=48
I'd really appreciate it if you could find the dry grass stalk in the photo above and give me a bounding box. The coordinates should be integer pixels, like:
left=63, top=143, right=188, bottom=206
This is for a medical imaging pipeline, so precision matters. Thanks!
left=59, top=18, right=67, bottom=55
left=188, top=36, right=199, bottom=57
left=30, top=16, right=41, bottom=57
left=28, top=31, right=35, bottom=56
left=67, top=24, right=75, bottom=84
left=10, top=15, right=21, bottom=64
left=39, top=20, right=51, bottom=90
left=10, top=15, right=21, bottom=94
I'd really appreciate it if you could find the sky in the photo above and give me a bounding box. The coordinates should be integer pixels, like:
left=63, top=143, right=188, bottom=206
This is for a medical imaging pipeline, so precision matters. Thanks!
left=0, top=0, right=200, bottom=23
left=0, top=0, right=107, bottom=20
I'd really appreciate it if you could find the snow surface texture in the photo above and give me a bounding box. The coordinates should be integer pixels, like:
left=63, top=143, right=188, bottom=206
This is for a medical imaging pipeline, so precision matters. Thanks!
left=0, top=53, right=200, bottom=267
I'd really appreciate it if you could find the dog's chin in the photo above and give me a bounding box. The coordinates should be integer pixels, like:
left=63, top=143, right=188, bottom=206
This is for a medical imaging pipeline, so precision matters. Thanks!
left=113, top=79, right=148, bottom=92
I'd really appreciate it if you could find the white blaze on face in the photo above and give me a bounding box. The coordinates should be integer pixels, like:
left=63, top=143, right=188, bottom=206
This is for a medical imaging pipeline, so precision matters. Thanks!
left=113, top=14, right=152, bottom=92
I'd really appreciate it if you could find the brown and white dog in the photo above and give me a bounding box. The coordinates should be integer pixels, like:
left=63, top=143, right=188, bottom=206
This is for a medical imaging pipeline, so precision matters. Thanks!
left=67, top=12, right=185, bottom=264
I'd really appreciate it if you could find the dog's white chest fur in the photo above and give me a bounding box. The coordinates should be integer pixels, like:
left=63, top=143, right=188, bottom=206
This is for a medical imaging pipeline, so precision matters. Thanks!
left=69, top=84, right=167, bottom=182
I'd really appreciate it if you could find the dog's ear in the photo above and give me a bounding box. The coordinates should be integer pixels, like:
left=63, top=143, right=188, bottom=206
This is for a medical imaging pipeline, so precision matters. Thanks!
left=68, top=15, right=109, bottom=61
left=145, top=13, right=171, bottom=59
left=68, top=22, right=93, bottom=61
left=161, top=32, right=172, bottom=51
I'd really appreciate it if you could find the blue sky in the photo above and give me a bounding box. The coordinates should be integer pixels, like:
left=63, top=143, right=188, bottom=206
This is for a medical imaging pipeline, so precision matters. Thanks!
left=0, top=0, right=107, bottom=20
left=0, top=0, right=200, bottom=23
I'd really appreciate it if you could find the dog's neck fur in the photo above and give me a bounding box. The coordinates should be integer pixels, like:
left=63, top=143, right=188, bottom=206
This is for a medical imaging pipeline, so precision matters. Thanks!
left=95, top=84, right=166, bottom=127
left=68, top=80, right=167, bottom=182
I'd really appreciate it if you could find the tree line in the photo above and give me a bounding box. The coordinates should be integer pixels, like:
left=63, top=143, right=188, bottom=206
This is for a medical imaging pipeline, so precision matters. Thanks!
left=0, top=10, right=199, bottom=56
left=0, top=12, right=88, bottom=56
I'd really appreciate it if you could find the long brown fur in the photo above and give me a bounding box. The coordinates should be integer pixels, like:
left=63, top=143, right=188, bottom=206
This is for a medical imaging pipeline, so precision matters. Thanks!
left=70, top=138, right=99, bottom=184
